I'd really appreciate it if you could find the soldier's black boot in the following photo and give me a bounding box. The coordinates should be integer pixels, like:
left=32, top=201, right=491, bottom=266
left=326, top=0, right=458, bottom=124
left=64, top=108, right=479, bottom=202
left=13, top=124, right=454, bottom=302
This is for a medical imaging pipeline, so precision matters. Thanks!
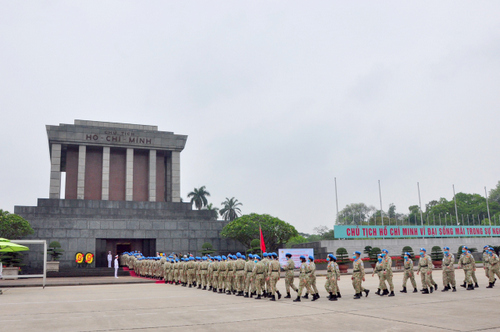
left=337, top=292, right=342, bottom=298
left=208, top=286, right=212, bottom=290
left=452, top=286, right=456, bottom=292
left=293, top=296, right=301, bottom=302
left=353, top=293, right=361, bottom=299
left=284, top=292, right=291, bottom=299
left=475, top=282, right=479, bottom=288
left=467, top=284, right=474, bottom=290
left=164, top=280, right=168, bottom=284
left=413, top=288, right=418, bottom=293
left=429, top=286, right=433, bottom=293
left=364, top=289, right=369, bottom=297
left=244, top=292, right=249, bottom=298
left=433, top=284, right=438, bottom=291
left=328, top=292, right=333, bottom=299
left=277, top=291, right=282, bottom=299
left=422, top=288, right=429, bottom=294
left=250, top=292, right=253, bottom=298
left=270, top=295, right=276, bottom=301
left=486, top=282, right=494, bottom=288
left=400, top=287, right=406, bottom=293
left=203, top=286, right=207, bottom=290
left=380, top=289, right=388, bottom=296
left=226, top=290, right=231, bottom=295
left=302, top=293, right=309, bottom=299
left=460, top=282, right=466, bottom=288
left=375, top=288, right=381, bottom=295
left=188, top=284, right=192, bottom=288
left=311, top=293, right=318, bottom=301
left=255, top=294, right=262, bottom=299
left=388, top=291, right=394, bottom=297
left=441, top=285, right=449, bottom=292
left=263, top=292, right=268, bottom=298
left=329, top=294, right=338, bottom=301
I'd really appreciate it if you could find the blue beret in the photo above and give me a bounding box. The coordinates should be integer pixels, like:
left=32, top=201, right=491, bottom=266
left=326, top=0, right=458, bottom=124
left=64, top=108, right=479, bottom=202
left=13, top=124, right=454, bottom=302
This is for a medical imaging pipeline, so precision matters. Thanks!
left=241, top=255, right=246, bottom=259
left=354, top=251, right=361, bottom=255
left=222, top=255, right=227, bottom=260
left=443, top=247, right=449, bottom=250
left=420, top=248, right=426, bottom=252
left=286, top=252, right=292, bottom=257
left=382, top=249, right=388, bottom=253
left=202, top=257, right=207, bottom=260
left=462, top=246, right=468, bottom=250
left=299, top=255, right=305, bottom=259
left=248, top=254, right=253, bottom=258
left=309, top=255, right=314, bottom=261
left=255, top=255, right=261, bottom=260
left=328, top=253, right=334, bottom=259
left=263, top=253, right=268, bottom=257
left=236, top=252, right=241, bottom=258
left=404, top=252, right=410, bottom=256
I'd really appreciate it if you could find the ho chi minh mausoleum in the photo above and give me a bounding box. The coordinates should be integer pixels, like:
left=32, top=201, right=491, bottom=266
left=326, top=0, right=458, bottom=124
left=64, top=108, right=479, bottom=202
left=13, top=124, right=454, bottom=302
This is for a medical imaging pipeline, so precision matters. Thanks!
left=15, top=120, right=242, bottom=268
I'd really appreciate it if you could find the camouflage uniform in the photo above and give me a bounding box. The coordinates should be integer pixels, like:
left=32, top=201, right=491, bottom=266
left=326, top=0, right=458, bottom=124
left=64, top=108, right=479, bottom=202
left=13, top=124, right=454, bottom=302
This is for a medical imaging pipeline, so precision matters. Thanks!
left=234, top=258, right=246, bottom=293
left=252, top=260, right=266, bottom=297
left=325, top=260, right=339, bottom=294
left=212, top=260, right=220, bottom=291
left=244, top=259, right=256, bottom=296
left=268, top=259, right=281, bottom=297
left=352, top=258, right=366, bottom=295
left=284, top=258, right=298, bottom=294
left=418, top=254, right=433, bottom=290
left=442, top=253, right=456, bottom=288
left=382, top=255, right=394, bottom=292
left=373, top=260, right=387, bottom=291
left=488, top=253, right=500, bottom=283
left=471, top=258, right=478, bottom=285
left=297, top=261, right=312, bottom=297
left=218, top=259, right=227, bottom=291
left=458, top=252, right=474, bottom=288
left=226, top=259, right=235, bottom=293
left=307, top=260, right=318, bottom=295
left=200, top=259, right=209, bottom=288
left=483, top=251, right=491, bottom=279
left=187, top=259, right=195, bottom=286
left=402, top=257, right=417, bottom=290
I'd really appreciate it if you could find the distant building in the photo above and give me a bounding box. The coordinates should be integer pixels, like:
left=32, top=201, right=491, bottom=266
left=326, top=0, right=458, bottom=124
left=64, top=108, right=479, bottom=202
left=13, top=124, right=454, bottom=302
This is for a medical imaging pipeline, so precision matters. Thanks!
left=15, top=120, right=242, bottom=268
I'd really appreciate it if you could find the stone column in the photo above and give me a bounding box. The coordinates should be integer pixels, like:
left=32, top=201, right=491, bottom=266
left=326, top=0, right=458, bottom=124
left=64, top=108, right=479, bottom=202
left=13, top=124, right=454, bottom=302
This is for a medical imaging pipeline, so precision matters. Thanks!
left=171, top=151, right=181, bottom=202
left=149, top=150, right=157, bottom=202
left=77, top=145, right=86, bottom=199
left=126, top=148, right=134, bottom=201
left=101, top=147, right=110, bottom=200
left=49, top=143, right=62, bottom=199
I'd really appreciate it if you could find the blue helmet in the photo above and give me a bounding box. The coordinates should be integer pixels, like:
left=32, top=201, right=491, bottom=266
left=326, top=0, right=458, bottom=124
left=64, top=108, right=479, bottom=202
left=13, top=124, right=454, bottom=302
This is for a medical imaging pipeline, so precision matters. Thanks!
left=248, top=254, right=253, bottom=259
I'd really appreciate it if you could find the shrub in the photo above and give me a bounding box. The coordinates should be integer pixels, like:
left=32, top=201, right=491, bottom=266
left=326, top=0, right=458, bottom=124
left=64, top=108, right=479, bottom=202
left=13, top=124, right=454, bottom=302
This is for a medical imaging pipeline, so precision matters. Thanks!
left=431, top=246, right=443, bottom=261
left=402, top=246, right=414, bottom=258
left=336, top=247, right=349, bottom=265
left=201, top=242, right=215, bottom=255
left=47, top=241, right=64, bottom=261
left=369, top=247, right=382, bottom=263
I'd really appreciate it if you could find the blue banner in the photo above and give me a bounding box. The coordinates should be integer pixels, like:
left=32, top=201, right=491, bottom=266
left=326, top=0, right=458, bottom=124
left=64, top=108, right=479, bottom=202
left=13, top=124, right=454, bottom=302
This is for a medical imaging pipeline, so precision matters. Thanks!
left=334, top=225, right=500, bottom=239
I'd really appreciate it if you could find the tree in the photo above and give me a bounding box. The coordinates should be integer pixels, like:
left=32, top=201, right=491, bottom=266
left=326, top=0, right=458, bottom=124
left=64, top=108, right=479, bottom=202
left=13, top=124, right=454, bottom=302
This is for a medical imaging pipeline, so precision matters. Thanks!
left=201, top=242, right=215, bottom=255
left=285, top=235, right=308, bottom=248
left=220, top=197, right=243, bottom=221
left=220, top=213, right=298, bottom=252
left=489, top=181, right=500, bottom=205
left=187, top=186, right=210, bottom=210
left=0, top=210, right=34, bottom=239
left=47, top=241, right=64, bottom=261
left=205, top=203, right=219, bottom=218
left=337, top=203, right=375, bottom=225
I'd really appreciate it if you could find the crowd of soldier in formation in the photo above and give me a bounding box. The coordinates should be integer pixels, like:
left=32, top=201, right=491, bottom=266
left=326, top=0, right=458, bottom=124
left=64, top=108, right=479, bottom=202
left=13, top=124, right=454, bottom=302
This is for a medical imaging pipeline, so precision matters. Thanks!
left=120, top=245, right=500, bottom=301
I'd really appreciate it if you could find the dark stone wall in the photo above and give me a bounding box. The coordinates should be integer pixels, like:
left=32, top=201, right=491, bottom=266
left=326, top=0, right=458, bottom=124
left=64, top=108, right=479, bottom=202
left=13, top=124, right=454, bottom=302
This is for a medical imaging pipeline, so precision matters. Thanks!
left=15, top=199, right=244, bottom=269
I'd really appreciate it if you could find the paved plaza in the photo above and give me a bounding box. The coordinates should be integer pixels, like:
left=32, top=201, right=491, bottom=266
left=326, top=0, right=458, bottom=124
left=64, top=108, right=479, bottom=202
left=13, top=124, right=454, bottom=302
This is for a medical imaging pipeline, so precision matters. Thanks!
left=1, top=270, right=500, bottom=332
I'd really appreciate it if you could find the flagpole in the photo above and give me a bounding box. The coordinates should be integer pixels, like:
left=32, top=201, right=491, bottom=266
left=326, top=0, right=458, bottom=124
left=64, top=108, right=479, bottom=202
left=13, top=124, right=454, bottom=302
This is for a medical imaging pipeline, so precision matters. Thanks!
left=453, top=185, right=459, bottom=225
left=485, top=186, right=492, bottom=238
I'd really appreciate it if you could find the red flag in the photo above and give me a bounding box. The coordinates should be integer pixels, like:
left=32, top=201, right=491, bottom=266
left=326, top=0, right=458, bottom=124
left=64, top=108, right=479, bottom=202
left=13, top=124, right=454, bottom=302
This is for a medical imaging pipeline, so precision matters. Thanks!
left=259, top=225, right=266, bottom=253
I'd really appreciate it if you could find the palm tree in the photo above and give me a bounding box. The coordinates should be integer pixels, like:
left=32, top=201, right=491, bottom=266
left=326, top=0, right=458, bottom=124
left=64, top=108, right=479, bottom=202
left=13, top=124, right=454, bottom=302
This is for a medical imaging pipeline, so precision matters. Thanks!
left=205, top=203, right=219, bottom=218
left=220, top=197, right=243, bottom=221
left=187, top=186, right=211, bottom=210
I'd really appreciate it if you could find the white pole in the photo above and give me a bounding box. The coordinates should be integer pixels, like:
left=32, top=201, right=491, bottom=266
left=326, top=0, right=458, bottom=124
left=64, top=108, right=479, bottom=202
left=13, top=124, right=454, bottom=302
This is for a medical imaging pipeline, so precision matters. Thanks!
left=417, top=181, right=424, bottom=225
left=485, top=187, right=492, bottom=238
left=378, top=180, right=384, bottom=227
left=453, top=185, right=459, bottom=225
left=43, top=240, right=47, bottom=288
left=334, top=177, right=339, bottom=225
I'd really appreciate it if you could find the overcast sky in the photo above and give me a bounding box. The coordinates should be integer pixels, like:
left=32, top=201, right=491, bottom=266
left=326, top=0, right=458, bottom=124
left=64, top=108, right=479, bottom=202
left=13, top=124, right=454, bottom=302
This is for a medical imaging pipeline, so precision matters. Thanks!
left=1, top=1, right=499, bottom=233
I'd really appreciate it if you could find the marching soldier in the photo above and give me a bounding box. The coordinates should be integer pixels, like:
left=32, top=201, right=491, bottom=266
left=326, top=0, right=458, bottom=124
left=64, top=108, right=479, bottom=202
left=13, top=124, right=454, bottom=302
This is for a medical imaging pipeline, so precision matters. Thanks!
left=325, top=254, right=340, bottom=301
left=267, top=253, right=282, bottom=301
left=262, top=253, right=270, bottom=297
left=483, top=245, right=491, bottom=282
left=226, top=255, right=235, bottom=294
left=293, top=255, right=312, bottom=302
left=458, top=246, right=475, bottom=290
left=251, top=255, right=265, bottom=299
left=487, top=247, right=500, bottom=288
left=441, top=247, right=456, bottom=292
left=307, top=256, right=320, bottom=301
left=211, top=256, right=220, bottom=292
left=234, top=253, right=246, bottom=296
left=200, top=256, right=209, bottom=290
left=244, top=254, right=256, bottom=298
left=218, top=255, right=228, bottom=293
left=381, top=249, right=395, bottom=296
left=400, top=252, right=417, bottom=293
left=283, top=252, right=298, bottom=298
left=417, top=248, right=434, bottom=294
left=372, top=254, right=386, bottom=295
left=352, top=251, right=369, bottom=299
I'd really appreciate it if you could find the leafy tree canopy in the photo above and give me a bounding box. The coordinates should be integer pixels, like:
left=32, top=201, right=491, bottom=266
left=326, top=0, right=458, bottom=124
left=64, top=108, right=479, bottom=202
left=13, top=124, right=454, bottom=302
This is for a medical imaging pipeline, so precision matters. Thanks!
left=0, top=210, right=34, bottom=239
left=221, top=213, right=298, bottom=252
left=220, top=197, right=243, bottom=221
left=187, top=186, right=210, bottom=210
